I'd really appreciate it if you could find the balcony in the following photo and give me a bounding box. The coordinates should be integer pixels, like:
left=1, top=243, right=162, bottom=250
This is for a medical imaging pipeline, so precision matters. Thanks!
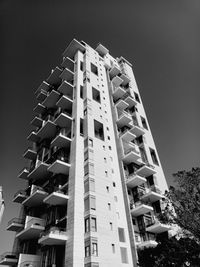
left=37, top=117, right=57, bottom=140
left=16, top=217, right=45, bottom=240
left=63, top=39, right=86, bottom=59
left=13, top=190, right=27, bottom=203
left=54, top=111, right=72, bottom=128
left=33, top=103, right=46, bottom=115
left=109, top=64, right=121, bottom=79
left=28, top=161, right=49, bottom=180
left=122, top=142, right=141, bottom=164
left=135, top=164, right=156, bottom=177
left=61, top=57, right=74, bottom=72
left=112, top=86, right=126, bottom=101
left=36, top=88, right=48, bottom=102
left=30, top=116, right=43, bottom=128
left=6, top=218, right=24, bottom=232
left=130, top=124, right=145, bottom=137
left=95, top=43, right=109, bottom=56
left=60, top=68, right=74, bottom=83
left=115, top=99, right=129, bottom=110
left=130, top=201, right=153, bottom=217
left=140, top=186, right=163, bottom=203
left=18, top=254, right=41, bottom=267
left=146, top=219, right=171, bottom=234
left=111, top=76, right=123, bottom=87
left=123, top=95, right=137, bottom=108
left=51, top=128, right=71, bottom=148
left=116, top=110, right=132, bottom=127
left=22, top=186, right=48, bottom=207
left=43, top=191, right=69, bottom=206
left=48, top=149, right=71, bottom=175
left=38, top=227, right=67, bottom=246
left=18, top=167, right=29, bottom=180
left=46, top=66, right=62, bottom=87
left=23, top=146, right=37, bottom=160
left=126, top=174, right=146, bottom=188
left=56, top=95, right=73, bottom=110
left=120, top=73, right=131, bottom=86
left=27, top=131, right=39, bottom=143
left=35, top=81, right=49, bottom=97
left=57, top=80, right=73, bottom=97
left=0, top=252, right=18, bottom=266
left=42, top=90, right=60, bottom=108
left=119, top=127, right=136, bottom=142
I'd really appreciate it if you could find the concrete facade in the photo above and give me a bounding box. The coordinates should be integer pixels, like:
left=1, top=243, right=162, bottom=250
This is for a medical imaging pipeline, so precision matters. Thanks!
left=1, top=39, right=169, bottom=267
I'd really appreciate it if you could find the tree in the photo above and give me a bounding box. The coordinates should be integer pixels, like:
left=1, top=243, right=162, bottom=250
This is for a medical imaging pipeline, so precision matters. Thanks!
left=161, top=167, right=200, bottom=241
left=138, top=236, right=200, bottom=267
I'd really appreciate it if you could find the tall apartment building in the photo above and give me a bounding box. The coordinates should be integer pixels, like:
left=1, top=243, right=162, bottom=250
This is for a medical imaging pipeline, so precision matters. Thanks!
left=0, top=39, right=170, bottom=267
left=0, top=186, right=4, bottom=224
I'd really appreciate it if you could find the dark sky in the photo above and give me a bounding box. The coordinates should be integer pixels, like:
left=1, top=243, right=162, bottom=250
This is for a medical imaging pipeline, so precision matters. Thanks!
left=0, top=0, right=200, bottom=254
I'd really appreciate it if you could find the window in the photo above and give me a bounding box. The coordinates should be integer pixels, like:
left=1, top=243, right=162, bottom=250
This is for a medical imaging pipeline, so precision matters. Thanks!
left=80, top=118, right=84, bottom=136
left=110, top=222, right=113, bottom=230
left=92, top=87, right=101, bottom=103
left=104, top=157, right=107, bottom=163
left=94, top=119, right=104, bottom=141
left=91, top=217, right=97, bottom=232
left=120, top=247, right=128, bottom=263
left=107, top=136, right=110, bottom=140
left=106, top=186, right=109, bottom=193
left=108, top=146, right=112, bottom=150
left=84, top=196, right=96, bottom=211
left=134, top=92, right=140, bottom=103
left=108, top=203, right=111, bottom=210
left=118, top=228, right=126, bottom=242
left=91, top=196, right=96, bottom=210
left=150, top=148, right=159, bottom=165
left=113, top=182, right=116, bottom=187
left=84, top=179, right=95, bottom=193
left=105, top=171, right=108, bottom=177
left=112, top=244, right=115, bottom=253
left=92, top=242, right=98, bottom=256
left=89, top=138, right=93, bottom=147
left=114, top=196, right=118, bottom=202
left=111, top=169, right=114, bottom=173
left=80, top=85, right=83, bottom=99
left=91, top=63, right=98, bottom=76
left=80, top=61, right=83, bottom=71
left=85, top=217, right=89, bottom=233
left=85, top=245, right=90, bottom=257
left=141, top=116, right=148, bottom=130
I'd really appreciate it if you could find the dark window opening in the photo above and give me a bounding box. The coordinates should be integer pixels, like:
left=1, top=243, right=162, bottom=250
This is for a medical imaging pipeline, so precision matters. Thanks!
left=150, top=148, right=159, bottom=166
left=92, top=87, right=101, bottom=103
left=80, top=61, right=83, bottom=71
left=141, top=116, right=148, bottom=130
left=91, top=63, right=98, bottom=76
left=80, top=118, right=84, bottom=136
left=80, top=85, right=83, bottom=99
left=134, top=92, right=140, bottom=103
left=94, top=120, right=104, bottom=141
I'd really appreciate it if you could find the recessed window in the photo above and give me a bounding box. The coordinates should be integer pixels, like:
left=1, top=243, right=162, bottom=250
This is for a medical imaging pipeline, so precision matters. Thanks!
left=107, top=136, right=110, bottom=140
left=91, top=217, right=97, bottom=232
left=108, top=203, right=111, bottom=210
left=80, top=118, right=84, bottom=136
left=110, top=222, right=113, bottom=230
left=105, top=171, right=108, bottom=177
left=92, top=87, right=101, bottom=103
left=114, top=196, right=118, bottom=202
left=141, top=116, right=148, bottom=130
left=80, top=85, right=83, bottom=99
left=118, top=228, right=126, bottom=242
left=134, top=92, right=140, bottom=103
left=106, top=186, right=109, bottom=193
left=85, top=245, right=90, bottom=257
left=84, top=196, right=96, bottom=211
left=109, top=146, right=112, bottom=150
left=150, top=148, right=159, bottom=166
left=91, top=63, right=98, bottom=76
left=120, top=247, right=128, bottom=263
left=85, top=217, right=90, bottom=233
left=104, top=157, right=107, bottom=163
left=113, top=182, right=116, bottom=187
left=94, top=119, right=104, bottom=141
left=80, top=61, right=83, bottom=71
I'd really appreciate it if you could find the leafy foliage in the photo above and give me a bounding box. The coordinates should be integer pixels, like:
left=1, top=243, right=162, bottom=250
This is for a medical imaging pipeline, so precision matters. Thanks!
left=138, top=237, right=200, bottom=267
left=161, top=167, right=200, bottom=241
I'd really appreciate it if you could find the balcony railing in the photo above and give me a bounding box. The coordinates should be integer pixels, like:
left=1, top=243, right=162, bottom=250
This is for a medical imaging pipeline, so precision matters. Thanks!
left=13, top=189, right=27, bottom=200
left=20, top=261, right=40, bottom=267
left=40, top=227, right=67, bottom=239
left=7, top=218, right=25, bottom=227
left=0, top=252, right=18, bottom=261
